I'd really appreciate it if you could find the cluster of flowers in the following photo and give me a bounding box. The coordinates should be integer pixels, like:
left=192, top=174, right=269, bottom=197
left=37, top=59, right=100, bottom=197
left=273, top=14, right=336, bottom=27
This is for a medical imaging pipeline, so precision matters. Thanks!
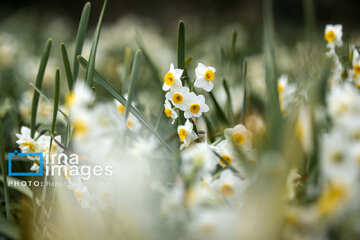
left=162, top=63, right=214, bottom=148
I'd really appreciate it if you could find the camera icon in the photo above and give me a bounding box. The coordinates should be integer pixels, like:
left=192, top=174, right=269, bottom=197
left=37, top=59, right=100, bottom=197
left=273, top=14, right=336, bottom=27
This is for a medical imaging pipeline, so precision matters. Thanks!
left=8, top=150, right=43, bottom=176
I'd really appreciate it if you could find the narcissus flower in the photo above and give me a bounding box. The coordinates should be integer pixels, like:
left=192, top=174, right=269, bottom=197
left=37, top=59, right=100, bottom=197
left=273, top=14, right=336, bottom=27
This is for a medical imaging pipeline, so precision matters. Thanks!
left=194, top=63, right=216, bottom=92
left=16, top=126, right=38, bottom=153
left=165, top=86, right=190, bottom=111
left=184, top=92, right=209, bottom=119
left=65, top=81, right=94, bottom=110
left=162, top=63, right=183, bottom=91
left=324, top=24, right=343, bottom=49
left=212, top=170, right=247, bottom=198
left=177, top=120, right=198, bottom=150
left=224, top=124, right=253, bottom=151
left=164, top=99, right=178, bottom=124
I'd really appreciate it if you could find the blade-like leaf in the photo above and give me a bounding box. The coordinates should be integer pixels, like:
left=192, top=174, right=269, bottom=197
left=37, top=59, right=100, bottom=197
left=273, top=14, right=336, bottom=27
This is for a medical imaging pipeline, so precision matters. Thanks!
left=29, top=82, right=72, bottom=146
left=125, top=50, right=142, bottom=120
left=177, top=20, right=186, bottom=125
left=136, top=35, right=162, bottom=87
left=177, top=20, right=185, bottom=70
left=72, top=2, right=91, bottom=82
left=61, top=43, right=73, bottom=91
left=78, top=56, right=174, bottom=153
left=208, top=91, right=229, bottom=125
left=0, top=119, right=11, bottom=219
left=240, top=60, right=247, bottom=124
left=31, top=38, right=52, bottom=138
left=85, top=0, right=107, bottom=86
left=222, top=79, right=235, bottom=125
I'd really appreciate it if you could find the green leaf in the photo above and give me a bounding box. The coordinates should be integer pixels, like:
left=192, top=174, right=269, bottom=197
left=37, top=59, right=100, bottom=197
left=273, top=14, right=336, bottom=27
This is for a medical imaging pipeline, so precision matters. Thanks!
left=185, top=56, right=193, bottom=68
left=125, top=50, right=142, bottom=120
left=240, top=60, right=247, bottom=124
left=0, top=175, right=33, bottom=199
left=222, top=79, right=235, bottom=125
left=85, top=0, right=107, bottom=86
left=72, top=2, right=91, bottom=82
left=136, top=36, right=162, bottom=87
left=0, top=216, right=20, bottom=239
left=30, top=38, right=52, bottom=138
left=61, top=43, right=74, bottom=91
left=177, top=20, right=186, bottom=125
left=0, top=119, right=11, bottom=220
left=208, top=91, right=229, bottom=125
left=29, top=82, right=72, bottom=146
left=177, top=20, right=185, bottom=70
left=50, top=68, right=60, bottom=148
left=263, top=0, right=283, bottom=150
left=78, top=56, right=174, bottom=153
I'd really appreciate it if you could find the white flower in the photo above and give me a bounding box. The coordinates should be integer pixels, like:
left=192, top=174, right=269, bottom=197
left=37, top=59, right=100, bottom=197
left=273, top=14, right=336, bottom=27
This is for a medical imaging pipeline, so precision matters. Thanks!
left=321, top=131, right=358, bottom=185
left=212, top=169, right=247, bottom=199
left=183, top=92, right=209, bottom=119
left=277, top=74, right=297, bottom=114
left=224, top=124, right=253, bottom=150
left=194, top=62, right=216, bottom=92
left=177, top=120, right=198, bottom=150
left=188, top=208, right=239, bottom=240
left=162, top=63, right=183, bottom=91
left=66, top=176, right=92, bottom=208
left=211, top=140, right=238, bottom=169
left=327, top=83, right=360, bottom=120
left=324, top=24, right=343, bottom=49
left=65, top=81, right=94, bottom=111
left=164, top=99, right=178, bottom=124
left=16, top=126, right=38, bottom=153
left=181, top=143, right=218, bottom=178
left=165, top=86, right=190, bottom=111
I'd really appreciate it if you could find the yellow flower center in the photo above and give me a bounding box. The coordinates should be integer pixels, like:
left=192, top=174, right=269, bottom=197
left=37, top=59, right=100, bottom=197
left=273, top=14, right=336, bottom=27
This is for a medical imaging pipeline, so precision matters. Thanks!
left=221, top=183, right=235, bottom=196
left=220, top=155, right=232, bottom=166
left=118, top=104, right=126, bottom=114
left=189, top=103, right=200, bottom=114
left=127, top=120, right=133, bottom=128
left=74, top=190, right=83, bottom=201
left=330, top=151, right=344, bottom=164
left=179, top=128, right=187, bottom=140
left=172, top=93, right=183, bottom=104
left=354, top=64, right=360, bottom=76
left=164, top=108, right=172, bottom=117
left=73, top=119, right=88, bottom=137
left=200, top=223, right=214, bottom=234
left=65, top=92, right=75, bottom=107
left=21, top=141, right=36, bottom=152
left=164, top=72, right=174, bottom=86
left=324, top=30, right=336, bottom=42
left=277, top=83, right=284, bottom=94
left=204, top=69, right=214, bottom=81
left=232, top=133, right=245, bottom=146
left=317, top=181, right=347, bottom=217
left=101, top=192, right=111, bottom=202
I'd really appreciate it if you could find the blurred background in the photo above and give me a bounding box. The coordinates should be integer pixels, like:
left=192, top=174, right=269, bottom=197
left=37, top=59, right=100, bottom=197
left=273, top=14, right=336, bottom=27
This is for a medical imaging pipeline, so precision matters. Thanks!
left=1, top=0, right=360, bottom=43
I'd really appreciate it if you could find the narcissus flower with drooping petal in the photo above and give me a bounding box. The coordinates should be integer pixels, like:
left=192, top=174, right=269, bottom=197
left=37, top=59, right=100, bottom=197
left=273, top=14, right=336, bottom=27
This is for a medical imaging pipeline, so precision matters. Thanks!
left=194, top=63, right=216, bottom=92
left=324, top=24, right=343, bottom=50
left=177, top=119, right=198, bottom=150
left=184, top=92, right=209, bottom=119
left=164, top=99, right=178, bottom=124
left=165, top=86, right=191, bottom=111
left=162, top=63, right=183, bottom=91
